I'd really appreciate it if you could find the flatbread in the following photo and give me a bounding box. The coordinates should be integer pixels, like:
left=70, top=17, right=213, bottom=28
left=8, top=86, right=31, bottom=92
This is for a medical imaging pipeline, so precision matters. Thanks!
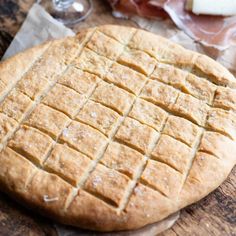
left=0, top=25, right=235, bottom=232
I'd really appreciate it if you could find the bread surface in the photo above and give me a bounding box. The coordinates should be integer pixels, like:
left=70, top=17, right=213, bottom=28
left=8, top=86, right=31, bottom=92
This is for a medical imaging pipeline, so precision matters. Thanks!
left=0, top=25, right=235, bottom=232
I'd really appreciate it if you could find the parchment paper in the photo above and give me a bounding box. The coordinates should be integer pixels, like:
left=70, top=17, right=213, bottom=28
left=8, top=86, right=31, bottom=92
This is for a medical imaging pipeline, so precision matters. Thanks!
left=3, top=2, right=235, bottom=235
left=2, top=3, right=75, bottom=60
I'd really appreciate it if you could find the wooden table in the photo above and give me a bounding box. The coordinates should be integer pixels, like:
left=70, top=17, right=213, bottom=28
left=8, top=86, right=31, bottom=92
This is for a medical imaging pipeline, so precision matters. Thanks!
left=0, top=1, right=235, bottom=235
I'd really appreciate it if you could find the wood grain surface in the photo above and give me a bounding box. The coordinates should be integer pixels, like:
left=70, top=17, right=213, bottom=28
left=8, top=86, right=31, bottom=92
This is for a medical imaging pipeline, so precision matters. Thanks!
left=0, top=0, right=235, bottom=235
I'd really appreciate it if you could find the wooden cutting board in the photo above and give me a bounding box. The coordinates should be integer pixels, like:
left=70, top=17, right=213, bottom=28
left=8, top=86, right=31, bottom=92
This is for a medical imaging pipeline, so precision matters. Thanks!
left=0, top=1, right=235, bottom=235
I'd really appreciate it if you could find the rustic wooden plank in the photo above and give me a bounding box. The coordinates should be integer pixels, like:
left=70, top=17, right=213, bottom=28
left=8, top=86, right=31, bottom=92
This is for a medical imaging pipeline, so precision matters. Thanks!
left=0, top=0, right=235, bottom=235
left=0, top=192, right=57, bottom=236
left=71, top=0, right=136, bottom=31
left=0, top=30, right=12, bottom=58
left=162, top=167, right=236, bottom=236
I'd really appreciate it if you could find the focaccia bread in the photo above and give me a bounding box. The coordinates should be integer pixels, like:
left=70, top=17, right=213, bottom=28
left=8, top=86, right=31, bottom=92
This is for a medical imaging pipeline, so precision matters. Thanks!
left=0, top=25, right=235, bottom=232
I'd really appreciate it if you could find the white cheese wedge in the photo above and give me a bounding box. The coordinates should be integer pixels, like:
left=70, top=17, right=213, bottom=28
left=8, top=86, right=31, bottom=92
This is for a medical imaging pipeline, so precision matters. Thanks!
left=186, top=0, right=236, bottom=16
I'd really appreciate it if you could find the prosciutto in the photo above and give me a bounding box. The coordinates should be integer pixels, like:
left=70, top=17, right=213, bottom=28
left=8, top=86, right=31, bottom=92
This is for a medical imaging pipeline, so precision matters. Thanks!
left=109, top=0, right=168, bottom=18
left=108, top=0, right=236, bottom=49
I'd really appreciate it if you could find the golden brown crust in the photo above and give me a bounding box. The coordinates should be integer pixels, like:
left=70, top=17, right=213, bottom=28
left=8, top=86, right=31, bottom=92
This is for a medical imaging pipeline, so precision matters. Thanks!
left=0, top=25, right=235, bottom=232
